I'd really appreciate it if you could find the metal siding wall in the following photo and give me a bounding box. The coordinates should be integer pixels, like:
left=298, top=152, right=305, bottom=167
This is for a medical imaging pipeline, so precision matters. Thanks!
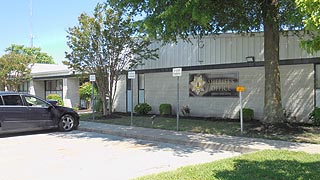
left=225, top=37, right=232, bottom=63
left=279, top=36, right=288, bottom=60
left=288, top=36, right=297, bottom=59
left=242, top=37, right=249, bottom=63
left=248, top=36, right=255, bottom=60
left=210, top=37, right=216, bottom=64
left=137, top=33, right=320, bottom=70
left=215, top=38, right=221, bottom=64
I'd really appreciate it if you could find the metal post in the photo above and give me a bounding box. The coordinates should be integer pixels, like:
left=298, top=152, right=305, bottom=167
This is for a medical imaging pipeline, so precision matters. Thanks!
left=239, top=91, right=243, bottom=135
left=92, top=81, right=95, bottom=121
left=176, top=76, right=180, bottom=131
left=131, top=79, right=133, bottom=126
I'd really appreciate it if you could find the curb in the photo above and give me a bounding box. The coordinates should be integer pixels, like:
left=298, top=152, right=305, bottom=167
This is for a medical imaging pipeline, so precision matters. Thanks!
left=78, top=126, right=258, bottom=153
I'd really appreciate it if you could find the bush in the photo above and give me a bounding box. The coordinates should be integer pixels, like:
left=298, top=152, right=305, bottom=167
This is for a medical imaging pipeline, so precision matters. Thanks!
left=79, top=82, right=98, bottom=109
left=134, top=103, right=152, bottom=115
left=239, top=108, right=254, bottom=122
left=46, top=94, right=64, bottom=106
left=309, top=107, right=320, bottom=126
left=94, top=97, right=103, bottom=112
left=159, top=104, right=172, bottom=116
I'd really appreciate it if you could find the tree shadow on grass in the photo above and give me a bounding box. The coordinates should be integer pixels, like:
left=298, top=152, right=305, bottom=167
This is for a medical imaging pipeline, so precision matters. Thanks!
left=213, top=159, right=320, bottom=180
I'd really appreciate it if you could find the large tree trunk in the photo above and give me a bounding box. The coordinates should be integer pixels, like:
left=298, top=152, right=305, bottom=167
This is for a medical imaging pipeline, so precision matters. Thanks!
left=95, top=67, right=108, bottom=116
left=262, top=0, right=285, bottom=124
left=108, top=70, right=113, bottom=115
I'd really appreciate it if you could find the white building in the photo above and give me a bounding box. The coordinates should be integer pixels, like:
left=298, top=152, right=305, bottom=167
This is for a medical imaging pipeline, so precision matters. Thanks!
left=113, top=32, right=320, bottom=123
left=20, top=63, right=80, bottom=108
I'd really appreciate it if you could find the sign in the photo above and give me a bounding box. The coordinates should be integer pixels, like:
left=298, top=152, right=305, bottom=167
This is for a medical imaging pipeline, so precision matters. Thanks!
left=128, top=71, right=135, bottom=79
left=172, top=68, right=182, bottom=77
left=236, top=86, right=245, bottom=92
left=89, top=74, right=96, bottom=82
left=189, top=72, right=239, bottom=97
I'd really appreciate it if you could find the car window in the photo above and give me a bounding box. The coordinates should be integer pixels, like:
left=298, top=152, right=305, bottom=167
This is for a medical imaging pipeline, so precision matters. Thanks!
left=2, top=95, right=23, bottom=106
left=25, top=96, right=50, bottom=108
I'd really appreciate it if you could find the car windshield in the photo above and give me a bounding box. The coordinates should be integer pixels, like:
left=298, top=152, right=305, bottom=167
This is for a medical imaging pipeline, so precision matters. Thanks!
left=25, top=96, right=50, bottom=108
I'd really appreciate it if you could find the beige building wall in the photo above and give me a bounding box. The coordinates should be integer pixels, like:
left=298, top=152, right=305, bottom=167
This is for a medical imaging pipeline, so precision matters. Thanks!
left=114, top=64, right=314, bottom=123
left=113, top=76, right=127, bottom=112
left=63, top=77, right=80, bottom=108
left=30, top=80, right=45, bottom=99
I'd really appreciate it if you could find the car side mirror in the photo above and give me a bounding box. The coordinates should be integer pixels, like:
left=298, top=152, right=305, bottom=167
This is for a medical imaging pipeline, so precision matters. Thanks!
left=48, top=105, right=54, bottom=110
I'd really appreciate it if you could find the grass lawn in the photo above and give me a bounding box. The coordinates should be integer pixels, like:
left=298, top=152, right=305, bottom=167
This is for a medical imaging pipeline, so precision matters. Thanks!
left=135, top=150, right=320, bottom=180
left=79, top=112, right=320, bottom=144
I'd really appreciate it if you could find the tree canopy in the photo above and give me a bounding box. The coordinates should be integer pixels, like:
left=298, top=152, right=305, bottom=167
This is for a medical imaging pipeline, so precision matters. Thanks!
left=113, top=0, right=306, bottom=124
left=65, top=2, right=158, bottom=115
left=113, top=0, right=303, bottom=42
left=0, top=52, right=33, bottom=91
left=296, top=0, right=320, bottom=54
left=5, top=44, right=55, bottom=64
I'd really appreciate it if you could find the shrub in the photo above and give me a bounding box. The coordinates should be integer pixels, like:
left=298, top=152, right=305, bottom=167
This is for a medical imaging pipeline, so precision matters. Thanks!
left=159, top=104, right=172, bottom=116
left=79, top=82, right=98, bottom=109
left=134, top=103, right=152, bottom=115
left=309, top=107, right=320, bottom=126
left=94, top=97, right=103, bottom=112
left=46, top=94, right=64, bottom=106
left=239, top=108, right=254, bottom=122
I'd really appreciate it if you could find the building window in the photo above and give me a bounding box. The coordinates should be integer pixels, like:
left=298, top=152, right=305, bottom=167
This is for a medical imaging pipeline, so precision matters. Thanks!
left=18, top=81, right=30, bottom=93
left=45, top=80, right=63, bottom=98
left=127, top=79, right=133, bottom=112
left=138, top=74, right=145, bottom=104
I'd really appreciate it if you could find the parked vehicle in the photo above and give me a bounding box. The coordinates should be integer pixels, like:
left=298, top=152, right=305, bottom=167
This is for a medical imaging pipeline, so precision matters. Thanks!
left=0, top=92, right=79, bottom=134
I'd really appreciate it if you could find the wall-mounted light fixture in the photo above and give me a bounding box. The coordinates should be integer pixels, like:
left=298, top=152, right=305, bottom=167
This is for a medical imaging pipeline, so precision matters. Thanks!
left=246, top=56, right=255, bottom=63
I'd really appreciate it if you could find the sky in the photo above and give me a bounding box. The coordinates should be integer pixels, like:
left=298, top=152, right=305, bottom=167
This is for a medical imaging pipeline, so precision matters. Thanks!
left=0, top=0, right=103, bottom=64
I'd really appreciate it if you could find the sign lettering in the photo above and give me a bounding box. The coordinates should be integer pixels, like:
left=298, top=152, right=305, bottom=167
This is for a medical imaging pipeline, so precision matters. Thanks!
left=189, top=72, right=239, bottom=97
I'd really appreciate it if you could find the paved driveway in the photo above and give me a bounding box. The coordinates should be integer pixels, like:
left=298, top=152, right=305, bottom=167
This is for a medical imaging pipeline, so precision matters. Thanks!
left=0, top=131, right=240, bottom=180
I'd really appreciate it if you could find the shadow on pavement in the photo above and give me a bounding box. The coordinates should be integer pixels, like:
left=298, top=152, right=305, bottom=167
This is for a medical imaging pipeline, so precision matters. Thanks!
left=48, top=130, right=229, bottom=157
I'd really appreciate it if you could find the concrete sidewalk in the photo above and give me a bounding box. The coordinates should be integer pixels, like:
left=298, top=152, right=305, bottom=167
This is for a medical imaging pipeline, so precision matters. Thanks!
left=78, top=121, right=320, bottom=154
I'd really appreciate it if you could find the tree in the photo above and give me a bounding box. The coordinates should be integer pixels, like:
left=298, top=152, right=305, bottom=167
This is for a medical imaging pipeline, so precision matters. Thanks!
left=65, top=2, right=158, bottom=116
left=114, top=0, right=304, bottom=124
left=296, top=0, right=320, bottom=53
left=0, top=52, right=34, bottom=91
left=79, top=82, right=97, bottom=109
left=5, top=44, right=55, bottom=64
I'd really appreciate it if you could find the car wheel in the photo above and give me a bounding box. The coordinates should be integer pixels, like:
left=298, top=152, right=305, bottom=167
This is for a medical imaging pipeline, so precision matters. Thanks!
left=58, top=114, right=75, bottom=132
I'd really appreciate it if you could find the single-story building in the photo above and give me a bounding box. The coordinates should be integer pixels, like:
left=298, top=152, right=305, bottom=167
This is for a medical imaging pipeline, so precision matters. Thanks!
left=113, top=32, right=320, bottom=123
left=21, top=63, right=80, bottom=108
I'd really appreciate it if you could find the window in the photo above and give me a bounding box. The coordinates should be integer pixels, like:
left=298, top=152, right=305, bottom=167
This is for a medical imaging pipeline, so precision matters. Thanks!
left=127, top=79, right=132, bottom=90
left=127, top=79, right=133, bottom=112
left=138, top=74, right=145, bottom=104
left=2, top=95, right=23, bottom=106
left=45, top=80, right=63, bottom=98
left=0, top=97, right=3, bottom=105
left=25, top=96, right=50, bottom=108
left=18, top=81, right=30, bottom=93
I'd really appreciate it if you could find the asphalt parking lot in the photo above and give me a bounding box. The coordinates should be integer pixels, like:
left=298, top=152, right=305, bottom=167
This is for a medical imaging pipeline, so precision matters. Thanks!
left=0, top=130, right=240, bottom=180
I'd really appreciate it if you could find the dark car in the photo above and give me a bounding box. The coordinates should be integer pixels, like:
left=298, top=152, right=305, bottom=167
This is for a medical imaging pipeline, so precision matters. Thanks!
left=0, top=91, right=79, bottom=134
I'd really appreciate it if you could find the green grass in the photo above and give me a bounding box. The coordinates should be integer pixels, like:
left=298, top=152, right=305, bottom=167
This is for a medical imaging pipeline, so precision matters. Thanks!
left=80, top=113, right=240, bottom=134
left=135, top=150, right=320, bottom=180
left=79, top=113, right=320, bottom=144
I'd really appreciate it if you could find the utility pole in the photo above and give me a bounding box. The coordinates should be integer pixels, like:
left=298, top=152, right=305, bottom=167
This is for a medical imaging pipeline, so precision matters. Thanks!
left=30, top=0, right=34, bottom=47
